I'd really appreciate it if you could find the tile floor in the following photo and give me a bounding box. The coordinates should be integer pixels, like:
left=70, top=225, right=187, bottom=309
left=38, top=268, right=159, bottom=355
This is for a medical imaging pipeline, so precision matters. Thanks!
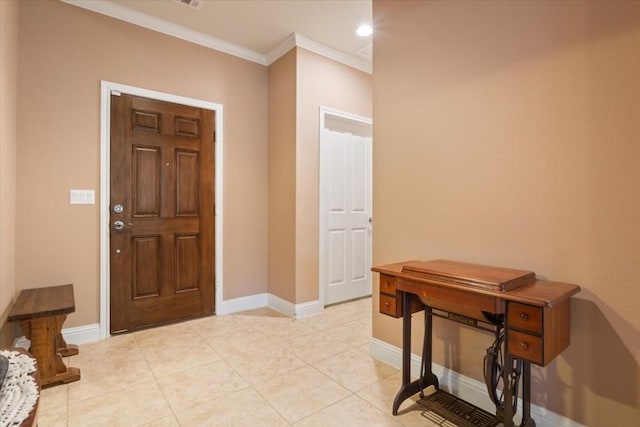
left=37, top=297, right=438, bottom=427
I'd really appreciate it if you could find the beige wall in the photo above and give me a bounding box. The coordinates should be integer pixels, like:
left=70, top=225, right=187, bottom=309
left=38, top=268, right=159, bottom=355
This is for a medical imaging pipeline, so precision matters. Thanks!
left=268, top=49, right=297, bottom=302
left=14, top=0, right=268, bottom=327
left=0, top=0, right=18, bottom=347
left=372, top=0, right=640, bottom=425
left=267, top=47, right=372, bottom=305
left=295, top=48, right=372, bottom=304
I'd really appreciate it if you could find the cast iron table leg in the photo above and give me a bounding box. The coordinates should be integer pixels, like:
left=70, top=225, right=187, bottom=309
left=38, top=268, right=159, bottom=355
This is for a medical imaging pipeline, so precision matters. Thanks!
left=520, top=361, right=536, bottom=427
left=392, top=293, right=438, bottom=415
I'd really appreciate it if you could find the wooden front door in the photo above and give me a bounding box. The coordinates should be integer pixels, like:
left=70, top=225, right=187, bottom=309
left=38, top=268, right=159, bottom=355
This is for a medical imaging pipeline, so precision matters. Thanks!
left=110, top=93, right=215, bottom=333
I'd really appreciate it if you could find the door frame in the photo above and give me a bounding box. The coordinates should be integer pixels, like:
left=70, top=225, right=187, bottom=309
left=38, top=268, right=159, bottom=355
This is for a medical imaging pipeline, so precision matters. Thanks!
left=318, top=106, right=372, bottom=306
left=99, top=81, right=223, bottom=339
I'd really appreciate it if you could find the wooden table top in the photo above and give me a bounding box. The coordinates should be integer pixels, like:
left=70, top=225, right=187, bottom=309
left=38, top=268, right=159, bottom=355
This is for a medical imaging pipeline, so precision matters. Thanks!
left=373, top=261, right=580, bottom=308
left=7, top=284, right=75, bottom=321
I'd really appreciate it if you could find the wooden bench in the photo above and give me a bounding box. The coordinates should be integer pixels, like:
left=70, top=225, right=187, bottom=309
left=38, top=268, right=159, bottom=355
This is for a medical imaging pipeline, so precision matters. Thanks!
left=8, top=284, right=81, bottom=387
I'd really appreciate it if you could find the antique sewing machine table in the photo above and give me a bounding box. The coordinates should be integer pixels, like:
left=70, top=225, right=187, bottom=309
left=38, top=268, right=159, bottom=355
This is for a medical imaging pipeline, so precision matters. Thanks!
left=373, top=260, right=580, bottom=427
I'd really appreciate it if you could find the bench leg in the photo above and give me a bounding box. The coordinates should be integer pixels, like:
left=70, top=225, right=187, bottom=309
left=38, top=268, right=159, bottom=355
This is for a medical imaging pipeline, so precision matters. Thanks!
left=55, top=314, right=79, bottom=357
left=21, top=316, right=81, bottom=387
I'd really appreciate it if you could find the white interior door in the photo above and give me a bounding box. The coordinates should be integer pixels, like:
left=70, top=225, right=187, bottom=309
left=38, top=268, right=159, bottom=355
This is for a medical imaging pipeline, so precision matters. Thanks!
left=320, top=112, right=372, bottom=305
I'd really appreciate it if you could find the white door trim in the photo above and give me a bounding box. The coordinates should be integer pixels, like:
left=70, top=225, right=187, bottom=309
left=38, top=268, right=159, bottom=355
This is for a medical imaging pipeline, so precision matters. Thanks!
left=318, top=106, right=372, bottom=306
left=99, top=81, right=224, bottom=339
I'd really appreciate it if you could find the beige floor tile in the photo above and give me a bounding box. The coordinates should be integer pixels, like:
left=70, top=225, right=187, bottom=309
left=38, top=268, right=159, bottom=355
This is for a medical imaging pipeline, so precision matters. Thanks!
left=156, top=359, right=249, bottom=412
left=192, top=308, right=285, bottom=336
left=192, top=317, right=257, bottom=342
left=35, top=404, right=67, bottom=427
left=298, top=309, right=356, bottom=331
left=349, top=296, right=374, bottom=310
left=190, top=312, right=251, bottom=329
left=357, top=342, right=371, bottom=353
left=253, top=365, right=351, bottom=423
left=133, top=321, right=200, bottom=347
left=293, top=394, right=404, bottom=427
left=210, top=335, right=281, bottom=360
left=250, top=316, right=316, bottom=343
left=356, top=373, right=431, bottom=427
left=280, top=331, right=351, bottom=364
left=356, top=372, right=403, bottom=409
left=68, top=380, right=172, bottom=427
left=76, top=333, right=137, bottom=353
left=139, top=337, right=222, bottom=377
left=226, top=344, right=306, bottom=385
left=325, top=297, right=372, bottom=319
left=235, top=306, right=289, bottom=320
left=322, top=319, right=372, bottom=348
left=313, top=348, right=398, bottom=392
left=139, top=415, right=180, bottom=426
left=174, top=387, right=289, bottom=427
left=38, top=384, right=68, bottom=412
left=68, top=351, right=154, bottom=403
left=71, top=334, right=143, bottom=367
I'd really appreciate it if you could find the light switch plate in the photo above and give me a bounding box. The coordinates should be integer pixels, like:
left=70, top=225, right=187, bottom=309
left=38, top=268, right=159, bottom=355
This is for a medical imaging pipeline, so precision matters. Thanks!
left=70, top=189, right=95, bottom=205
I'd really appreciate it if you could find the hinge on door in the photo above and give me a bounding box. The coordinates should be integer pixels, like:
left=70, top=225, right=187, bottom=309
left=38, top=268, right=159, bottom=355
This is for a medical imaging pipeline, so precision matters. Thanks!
left=111, top=90, right=121, bottom=96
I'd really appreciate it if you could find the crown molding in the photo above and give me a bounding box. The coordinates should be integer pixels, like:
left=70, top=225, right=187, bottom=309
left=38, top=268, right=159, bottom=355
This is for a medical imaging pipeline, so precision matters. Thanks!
left=290, top=33, right=372, bottom=75
left=61, top=0, right=372, bottom=74
left=266, top=33, right=372, bottom=75
left=60, top=0, right=268, bottom=65
left=265, top=33, right=298, bottom=65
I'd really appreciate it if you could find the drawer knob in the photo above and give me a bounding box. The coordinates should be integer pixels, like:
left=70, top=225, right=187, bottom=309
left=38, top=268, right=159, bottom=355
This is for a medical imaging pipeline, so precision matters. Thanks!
left=520, top=342, right=529, bottom=351
left=384, top=301, right=390, bottom=307
left=519, top=312, right=529, bottom=320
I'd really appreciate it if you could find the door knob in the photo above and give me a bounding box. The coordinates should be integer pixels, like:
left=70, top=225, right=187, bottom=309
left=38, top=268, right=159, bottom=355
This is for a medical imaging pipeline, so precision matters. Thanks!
left=113, top=220, right=132, bottom=230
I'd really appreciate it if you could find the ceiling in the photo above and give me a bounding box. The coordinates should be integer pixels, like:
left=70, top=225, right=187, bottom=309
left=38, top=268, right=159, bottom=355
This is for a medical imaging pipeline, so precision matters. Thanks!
left=65, top=0, right=372, bottom=71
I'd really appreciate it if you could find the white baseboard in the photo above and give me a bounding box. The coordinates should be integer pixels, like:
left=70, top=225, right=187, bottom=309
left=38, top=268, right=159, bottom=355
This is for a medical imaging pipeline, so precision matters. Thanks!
left=267, top=294, right=323, bottom=319
left=293, top=299, right=323, bottom=319
left=369, top=337, right=585, bottom=427
left=216, top=292, right=323, bottom=319
left=267, top=293, right=295, bottom=317
left=62, top=323, right=101, bottom=345
left=215, top=292, right=268, bottom=315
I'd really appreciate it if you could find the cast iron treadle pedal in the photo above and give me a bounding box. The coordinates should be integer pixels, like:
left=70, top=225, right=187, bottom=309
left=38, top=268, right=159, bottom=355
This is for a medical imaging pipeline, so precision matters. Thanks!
left=418, top=389, right=499, bottom=427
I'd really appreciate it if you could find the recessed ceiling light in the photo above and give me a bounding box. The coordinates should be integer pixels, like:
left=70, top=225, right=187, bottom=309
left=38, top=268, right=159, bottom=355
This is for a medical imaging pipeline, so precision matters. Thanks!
left=356, top=24, right=373, bottom=37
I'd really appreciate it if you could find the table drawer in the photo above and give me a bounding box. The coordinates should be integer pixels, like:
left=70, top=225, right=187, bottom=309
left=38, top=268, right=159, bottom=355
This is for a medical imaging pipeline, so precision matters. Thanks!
left=508, top=302, right=542, bottom=334
left=380, top=274, right=397, bottom=294
left=380, top=293, right=401, bottom=317
left=507, top=330, right=543, bottom=365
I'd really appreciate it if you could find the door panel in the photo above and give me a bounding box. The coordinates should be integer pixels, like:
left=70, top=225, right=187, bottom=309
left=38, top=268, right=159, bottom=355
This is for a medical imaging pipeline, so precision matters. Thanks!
left=175, top=116, right=199, bottom=137
left=132, top=146, right=161, bottom=216
left=352, top=227, right=367, bottom=280
left=175, top=150, right=199, bottom=216
left=329, top=229, right=346, bottom=286
left=110, top=93, right=214, bottom=333
left=175, top=234, right=199, bottom=292
left=132, top=236, right=161, bottom=298
left=351, top=137, right=367, bottom=211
